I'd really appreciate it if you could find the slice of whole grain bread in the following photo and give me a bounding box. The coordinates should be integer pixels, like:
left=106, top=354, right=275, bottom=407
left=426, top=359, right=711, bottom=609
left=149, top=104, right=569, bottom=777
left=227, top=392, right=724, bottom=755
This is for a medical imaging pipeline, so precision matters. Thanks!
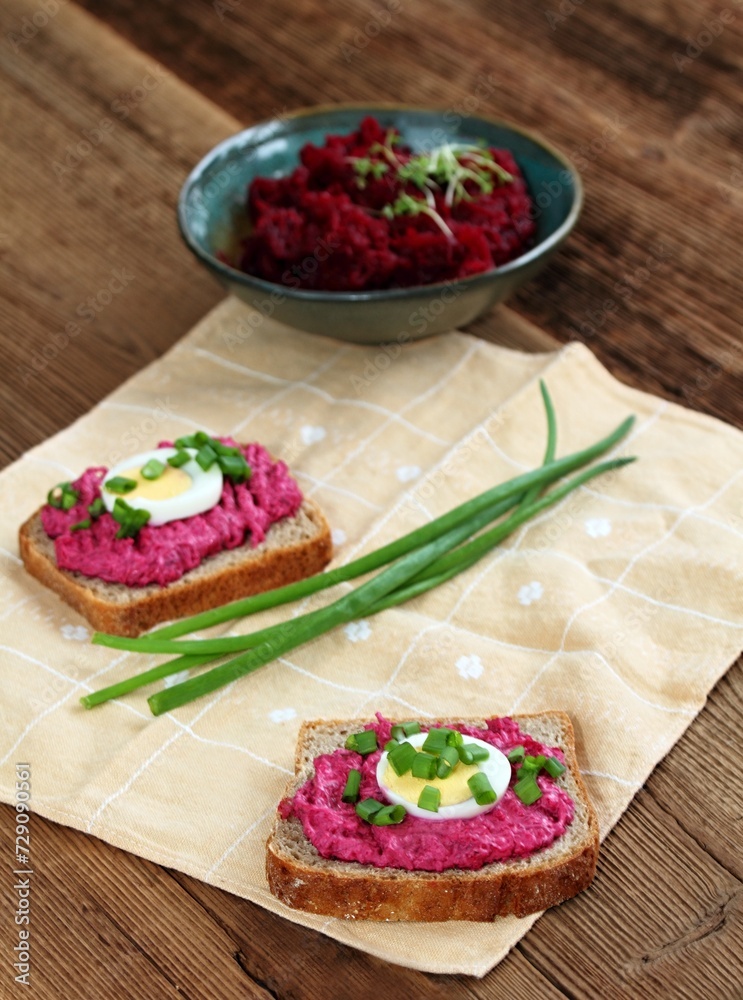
left=266, top=712, right=599, bottom=921
left=19, top=498, right=332, bottom=637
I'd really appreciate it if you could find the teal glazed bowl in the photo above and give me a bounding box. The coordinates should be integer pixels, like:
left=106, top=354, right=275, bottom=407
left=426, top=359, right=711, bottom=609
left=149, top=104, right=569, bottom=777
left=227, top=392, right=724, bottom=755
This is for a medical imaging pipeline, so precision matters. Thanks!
left=177, top=105, right=582, bottom=344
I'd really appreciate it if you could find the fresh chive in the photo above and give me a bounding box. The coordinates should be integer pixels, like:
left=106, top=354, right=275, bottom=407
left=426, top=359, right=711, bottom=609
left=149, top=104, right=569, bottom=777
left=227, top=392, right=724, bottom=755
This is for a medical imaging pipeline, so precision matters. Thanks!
left=344, top=730, right=377, bottom=755
left=140, top=459, right=166, bottom=481
left=436, top=745, right=460, bottom=779
left=219, top=454, right=251, bottom=481
left=355, top=798, right=384, bottom=822
left=544, top=756, right=566, bottom=778
left=341, top=768, right=361, bottom=803
left=411, top=751, right=437, bottom=780
left=88, top=497, right=105, bottom=519
left=446, top=730, right=463, bottom=747
left=195, top=444, right=218, bottom=471
left=387, top=741, right=417, bottom=776
left=384, top=738, right=400, bottom=752
left=87, top=453, right=636, bottom=713
left=194, top=431, right=212, bottom=446
left=467, top=744, right=490, bottom=763
left=507, top=745, right=526, bottom=764
left=370, top=804, right=406, bottom=826
left=422, top=728, right=451, bottom=754
left=80, top=653, right=215, bottom=709
left=174, top=434, right=198, bottom=449
left=111, top=498, right=151, bottom=539
left=211, top=441, right=241, bottom=457
left=103, top=413, right=636, bottom=646
left=84, top=401, right=637, bottom=711
left=69, top=518, right=91, bottom=532
left=105, top=476, right=138, bottom=495
left=520, top=754, right=546, bottom=775
left=513, top=775, right=542, bottom=805
left=168, top=449, right=191, bottom=468
left=458, top=745, right=475, bottom=765
left=390, top=721, right=420, bottom=741
left=468, top=771, right=497, bottom=805
left=417, top=785, right=441, bottom=813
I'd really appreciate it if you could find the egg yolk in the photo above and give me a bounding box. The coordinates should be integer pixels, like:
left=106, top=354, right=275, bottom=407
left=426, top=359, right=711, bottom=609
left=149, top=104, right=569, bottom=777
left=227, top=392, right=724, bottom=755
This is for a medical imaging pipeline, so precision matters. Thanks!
left=383, top=758, right=481, bottom=807
left=121, top=464, right=192, bottom=502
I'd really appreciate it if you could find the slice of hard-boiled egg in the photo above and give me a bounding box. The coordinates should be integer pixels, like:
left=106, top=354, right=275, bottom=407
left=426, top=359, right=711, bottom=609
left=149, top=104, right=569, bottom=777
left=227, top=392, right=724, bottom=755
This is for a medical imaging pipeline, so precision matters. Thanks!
left=376, top=731, right=511, bottom=821
left=101, top=448, right=223, bottom=526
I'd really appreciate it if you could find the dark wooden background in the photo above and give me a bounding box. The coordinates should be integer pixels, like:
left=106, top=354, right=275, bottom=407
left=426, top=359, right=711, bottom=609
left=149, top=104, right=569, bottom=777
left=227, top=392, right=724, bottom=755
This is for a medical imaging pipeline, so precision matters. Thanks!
left=1, top=0, right=741, bottom=996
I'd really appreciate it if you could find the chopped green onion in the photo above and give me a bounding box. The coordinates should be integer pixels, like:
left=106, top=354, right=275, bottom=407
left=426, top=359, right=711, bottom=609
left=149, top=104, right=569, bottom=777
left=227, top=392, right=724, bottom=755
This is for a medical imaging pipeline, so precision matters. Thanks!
left=544, top=756, right=566, bottom=778
left=422, top=728, right=451, bottom=754
left=513, top=775, right=542, bottom=805
left=458, top=745, right=474, bottom=765
left=436, top=745, right=460, bottom=779
left=167, top=449, right=191, bottom=468
left=140, top=459, right=166, bottom=481
left=341, top=768, right=361, bottom=803
left=174, top=434, right=198, bottom=448
left=387, top=741, right=417, bottom=776
left=69, top=518, right=91, bottom=532
left=411, top=751, right=437, bottom=780
left=88, top=497, right=105, bottom=519
left=195, top=444, right=218, bottom=471
left=467, top=771, right=497, bottom=805
left=520, top=754, right=546, bottom=776
left=355, top=798, right=384, bottom=822
left=111, top=498, right=151, bottom=539
left=391, top=721, right=421, bottom=739
left=218, top=454, right=251, bottom=481
left=194, top=431, right=212, bottom=446
left=211, top=440, right=241, bottom=457
left=507, top=745, right=526, bottom=764
left=446, top=730, right=464, bottom=747
left=105, top=476, right=138, bottom=495
left=47, top=481, right=81, bottom=510
left=417, top=785, right=441, bottom=813
left=467, top=744, right=490, bottom=763
left=344, top=730, right=377, bottom=755
left=384, top=738, right=400, bottom=752
left=370, top=804, right=406, bottom=826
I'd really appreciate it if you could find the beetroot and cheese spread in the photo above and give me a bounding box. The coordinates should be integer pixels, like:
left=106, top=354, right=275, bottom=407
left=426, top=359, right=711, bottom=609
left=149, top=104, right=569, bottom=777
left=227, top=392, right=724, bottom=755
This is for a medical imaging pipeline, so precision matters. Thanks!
left=282, top=715, right=574, bottom=873
left=234, top=116, right=536, bottom=291
left=40, top=441, right=302, bottom=588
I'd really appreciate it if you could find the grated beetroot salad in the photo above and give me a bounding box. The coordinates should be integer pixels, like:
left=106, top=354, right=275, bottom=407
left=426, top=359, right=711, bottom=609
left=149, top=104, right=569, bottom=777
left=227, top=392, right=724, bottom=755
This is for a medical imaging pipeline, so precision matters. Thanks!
left=282, top=714, right=574, bottom=873
left=40, top=441, right=303, bottom=588
left=235, top=116, right=536, bottom=291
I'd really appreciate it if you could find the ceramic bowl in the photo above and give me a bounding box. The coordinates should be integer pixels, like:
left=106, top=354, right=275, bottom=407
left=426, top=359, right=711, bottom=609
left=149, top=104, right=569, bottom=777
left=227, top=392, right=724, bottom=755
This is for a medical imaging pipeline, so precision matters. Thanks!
left=177, top=105, right=582, bottom=344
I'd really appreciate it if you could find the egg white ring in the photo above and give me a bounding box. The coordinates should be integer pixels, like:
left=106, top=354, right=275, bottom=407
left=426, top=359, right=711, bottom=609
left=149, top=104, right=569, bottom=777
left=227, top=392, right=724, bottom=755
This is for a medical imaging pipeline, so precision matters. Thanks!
left=102, top=447, right=224, bottom=527
left=376, top=731, right=511, bottom=821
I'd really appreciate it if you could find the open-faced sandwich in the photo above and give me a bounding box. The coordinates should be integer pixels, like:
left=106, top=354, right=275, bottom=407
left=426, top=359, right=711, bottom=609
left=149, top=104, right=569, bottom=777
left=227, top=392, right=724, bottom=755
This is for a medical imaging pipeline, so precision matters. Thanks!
left=19, top=432, right=331, bottom=636
left=267, top=712, right=599, bottom=921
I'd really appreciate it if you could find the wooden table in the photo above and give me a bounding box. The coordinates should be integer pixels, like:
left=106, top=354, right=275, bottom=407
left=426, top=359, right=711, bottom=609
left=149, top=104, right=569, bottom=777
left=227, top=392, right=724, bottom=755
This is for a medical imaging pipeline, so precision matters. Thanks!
left=1, top=1, right=741, bottom=996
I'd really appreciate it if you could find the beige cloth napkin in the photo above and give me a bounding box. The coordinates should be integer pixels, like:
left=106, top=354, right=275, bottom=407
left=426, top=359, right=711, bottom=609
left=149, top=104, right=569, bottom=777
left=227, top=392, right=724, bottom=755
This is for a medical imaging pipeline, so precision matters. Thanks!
left=1, top=298, right=742, bottom=977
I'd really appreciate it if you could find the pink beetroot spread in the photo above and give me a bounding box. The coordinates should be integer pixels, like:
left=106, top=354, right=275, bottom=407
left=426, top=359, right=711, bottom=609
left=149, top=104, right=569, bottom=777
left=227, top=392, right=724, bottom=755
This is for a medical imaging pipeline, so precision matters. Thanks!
left=236, top=116, right=536, bottom=291
left=40, top=441, right=303, bottom=588
left=282, top=715, right=574, bottom=872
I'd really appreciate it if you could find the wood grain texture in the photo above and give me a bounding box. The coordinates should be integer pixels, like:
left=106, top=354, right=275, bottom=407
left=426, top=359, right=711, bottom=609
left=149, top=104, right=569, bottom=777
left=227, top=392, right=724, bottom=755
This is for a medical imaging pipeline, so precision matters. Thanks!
left=0, top=0, right=741, bottom=996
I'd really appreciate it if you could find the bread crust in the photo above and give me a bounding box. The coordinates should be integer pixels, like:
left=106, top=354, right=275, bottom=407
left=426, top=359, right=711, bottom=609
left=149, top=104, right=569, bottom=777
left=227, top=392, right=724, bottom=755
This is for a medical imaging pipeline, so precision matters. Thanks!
left=19, top=499, right=332, bottom=637
left=266, top=712, right=599, bottom=921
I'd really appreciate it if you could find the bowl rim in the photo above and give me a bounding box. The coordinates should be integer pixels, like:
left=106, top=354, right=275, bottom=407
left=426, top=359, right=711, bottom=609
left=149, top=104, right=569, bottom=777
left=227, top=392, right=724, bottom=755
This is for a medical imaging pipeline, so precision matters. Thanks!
left=177, top=102, right=584, bottom=303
